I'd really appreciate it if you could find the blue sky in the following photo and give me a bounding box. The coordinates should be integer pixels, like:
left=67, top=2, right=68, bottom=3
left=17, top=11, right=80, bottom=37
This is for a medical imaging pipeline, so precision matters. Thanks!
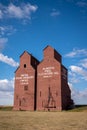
left=0, top=0, right=87, bottom=105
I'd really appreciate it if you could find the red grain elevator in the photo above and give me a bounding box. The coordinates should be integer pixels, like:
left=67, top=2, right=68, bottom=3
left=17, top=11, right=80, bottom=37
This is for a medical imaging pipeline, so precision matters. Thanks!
left=13, top=46, right=73, bottom=111
left=36, top=46, right=73, bottom=111
left=13, top=51, right=39, bottom=110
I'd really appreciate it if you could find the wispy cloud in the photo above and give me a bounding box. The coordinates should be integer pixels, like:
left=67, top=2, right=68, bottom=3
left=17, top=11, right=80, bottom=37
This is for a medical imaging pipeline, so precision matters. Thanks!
left=0, top=38, right=8, bottom=51
left=66, top=48, right=87, bottom=83
left=50, top=9, right=60, bottom=17
left=0, top=78, right=14, bottom=105
left=69, top=71, right=80, bottom=83
left=0, top=26, right=17, bottom=37
left=0, top=3, right=38, bottom=20
left=0, top=79, right=14, bottom=92
left=69, top=65, right=87, bottom=81
left=76, top=1, right=87, bottom=15
left=76, top=1, right=87, bottom=7
left=67, top=0, right=87, bottom=7
left=0, top=10, right=3, bottom=19
left=0, top=53, right=19, bottom=67
left=66, top=0, right=87, bottom=15
left=80, top=58, right=87, bottom=69
left=69, top=82, right=87, bottom=104
left=0, top=3, right=38, bottom=48
left=65, top=48, right=87, bottom=58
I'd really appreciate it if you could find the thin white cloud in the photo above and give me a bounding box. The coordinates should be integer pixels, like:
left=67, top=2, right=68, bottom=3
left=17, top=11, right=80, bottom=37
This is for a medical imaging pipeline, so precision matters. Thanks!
left=7, top=3, right=24, bottom=19
left=69, top=82, right=87, bottom=104
left=66, top=0, right=87, bottom=15
left=65, top=48, right=87, bottom=58
left=69, top=82, right=78, bottom=99
left=67, top=48, right=87, bottom=84
left=0, top=37, right=8, bottom=44
left=67, top=0, right=87, bottom=7
left=50, top=9, right=60, bottom=17
left=0, top=3, right=38, bottom=20
left=70, top=65, right=83, bottom=73
left=69, top=71, right=80, bottom=83
left=69, top=65, right=87, bottom=81
left=69, top=68, right=81, bottom=83
left=76, top=1, right=87, bottom=7
left=80, top=58, right=87, bottom=69
left=0, top=53, right=19, bottom=67
left=0, top=91, right=13, bottom=105
left=0, top=78, right=14, bottom=105
left=0, top=38, right=8, bottom=51
left=0, top=10, right=3, bottom=19
left=65, top=51, right=76, bottom=57
left=0, top=26, right=17, bottom=37
left=0, top=79, right=14, bottom=92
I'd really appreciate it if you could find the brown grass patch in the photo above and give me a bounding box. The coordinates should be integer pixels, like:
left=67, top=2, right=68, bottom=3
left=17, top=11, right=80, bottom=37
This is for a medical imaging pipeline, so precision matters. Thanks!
left=0, top=111, right=87, bottom=130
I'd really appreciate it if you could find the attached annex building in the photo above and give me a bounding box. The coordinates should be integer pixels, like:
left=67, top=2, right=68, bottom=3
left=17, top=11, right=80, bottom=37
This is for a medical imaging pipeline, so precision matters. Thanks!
left=13, top=46, right=73, bottom=111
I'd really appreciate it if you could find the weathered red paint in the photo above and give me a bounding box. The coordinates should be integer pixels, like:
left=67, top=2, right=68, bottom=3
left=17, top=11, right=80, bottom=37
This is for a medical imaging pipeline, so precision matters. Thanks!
left=13, top=46, right=73, bottom=111
left=13, top=51, right=39, bottom=110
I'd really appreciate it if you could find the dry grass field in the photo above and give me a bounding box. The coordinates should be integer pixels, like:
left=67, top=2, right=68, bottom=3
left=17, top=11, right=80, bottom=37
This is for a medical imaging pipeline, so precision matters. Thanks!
left=0, top=108, right=87, bottom=130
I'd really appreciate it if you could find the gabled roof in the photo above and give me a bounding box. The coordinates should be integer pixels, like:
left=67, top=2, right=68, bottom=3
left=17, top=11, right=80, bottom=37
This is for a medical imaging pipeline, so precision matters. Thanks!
left=43, top=45, right=53, bottom=51
left=19, top=50, right=39, bottom=62
left=20, top=51, right=31, bottom=58
left=43, top=45, right=61, bottom=57
left=14, top=66, right=20, bottom=73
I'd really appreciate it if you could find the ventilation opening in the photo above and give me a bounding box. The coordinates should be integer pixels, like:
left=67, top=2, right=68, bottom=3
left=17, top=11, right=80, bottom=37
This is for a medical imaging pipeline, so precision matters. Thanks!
left=40, top=91, right=41, bottom=97
left=24, top=86, right=28, bottom=91
left=24, top=64, right=26, bottom=68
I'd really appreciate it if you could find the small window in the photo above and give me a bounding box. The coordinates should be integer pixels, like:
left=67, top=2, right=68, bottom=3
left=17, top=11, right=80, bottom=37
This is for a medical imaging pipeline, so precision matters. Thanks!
left=24, top=64, right=26, bottom=68
left=56, top=92, right=58, bottom=96
left=19, top=100, right=21, bottom=106
left=40, top=91, right=41, bottom=97
left=16, top=95, right=18, bottom=99
left=24, top=86, right=28, bottom=91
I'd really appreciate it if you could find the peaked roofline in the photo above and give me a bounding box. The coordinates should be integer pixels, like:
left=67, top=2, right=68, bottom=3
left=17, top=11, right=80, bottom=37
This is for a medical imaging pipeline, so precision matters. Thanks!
left=20, top=50, right=40, bottom=63
left=43, top=45, right=61, bottom=57
left=43, top=45, right=53, bottom=51
left=14, top=66, right=20, bottom=73
left=20, top=51, right=31, bottom=58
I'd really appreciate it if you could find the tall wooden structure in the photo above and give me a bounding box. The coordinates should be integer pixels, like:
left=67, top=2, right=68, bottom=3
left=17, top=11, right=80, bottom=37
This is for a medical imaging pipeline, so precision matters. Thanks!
left=13, top=46, right=73, bottom=111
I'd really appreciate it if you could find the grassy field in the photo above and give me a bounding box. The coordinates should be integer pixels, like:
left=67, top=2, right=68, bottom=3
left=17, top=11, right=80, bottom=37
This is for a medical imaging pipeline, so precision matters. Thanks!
left=0, top=106, right=87, bottom=130
left=0, top=105, right=87, bottom=111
